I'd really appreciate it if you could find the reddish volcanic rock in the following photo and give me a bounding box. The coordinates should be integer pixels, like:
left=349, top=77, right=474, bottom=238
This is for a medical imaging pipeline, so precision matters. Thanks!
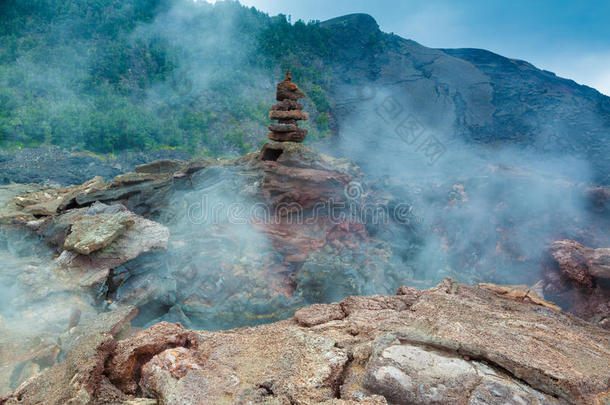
left=543, top=239, right=610, bottom=328
left=269, top=71, right=309, bottom=143
left=1, top=334, right=117, bottom=405
left=271, top=99, right=303, bottom=111
left=268, top=123, right=301, bottom=132
left=548, top=240, right=595, bottom=287
left=106, top=322, right=199, bottom=395
left=262, top=162, right=352, bottom=208
left=139, top=346, right=209, bottom=399
left=4, top=280, right=610, bottom=404
left=258, top=142, right=358, bottom=212
left=268, top=129, right=308, bottom=142
left=275, top=72, right=306, bottom=102
left=256, top=141, right=364, bottom=259
left=269, top=110, right=310, bottom=121
left=294, top=303, right=346, bottom=327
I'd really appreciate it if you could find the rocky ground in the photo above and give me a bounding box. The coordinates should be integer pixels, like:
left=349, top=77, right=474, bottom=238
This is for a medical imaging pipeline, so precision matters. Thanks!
left=1, top=279, right=609, bottom=404
left=0, top=142, right=608, bottom=403
left=0, top=147, right=190, bottom=186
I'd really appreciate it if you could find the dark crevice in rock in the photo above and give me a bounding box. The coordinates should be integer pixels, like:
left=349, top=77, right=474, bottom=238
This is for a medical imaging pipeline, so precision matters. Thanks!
left=465, top=357, right=561, bottom=400
left=261, top=147, right=283, bottom=161
left=256, top=381, right=275, bottom=397
left=62, top=198, right=79, bottom=211
left=130, top=300, right=175, bottom=328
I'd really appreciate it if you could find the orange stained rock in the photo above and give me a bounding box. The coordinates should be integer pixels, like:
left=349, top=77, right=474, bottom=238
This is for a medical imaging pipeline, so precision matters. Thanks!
left=478, top=282, right=561, bottom=311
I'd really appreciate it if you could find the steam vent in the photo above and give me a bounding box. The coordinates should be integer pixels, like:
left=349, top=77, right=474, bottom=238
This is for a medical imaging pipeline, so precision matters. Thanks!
left=268, top=71, right=309, bottom=142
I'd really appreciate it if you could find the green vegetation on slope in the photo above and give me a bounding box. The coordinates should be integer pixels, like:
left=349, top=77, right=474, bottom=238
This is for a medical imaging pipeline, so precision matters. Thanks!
left=0, top=0, right=335, bottom=155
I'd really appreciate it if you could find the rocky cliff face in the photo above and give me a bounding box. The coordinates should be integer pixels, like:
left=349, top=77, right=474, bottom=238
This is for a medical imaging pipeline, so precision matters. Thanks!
left=319, top=14, right=610, bottom=185
left=2, top=279, right=609, bottom=405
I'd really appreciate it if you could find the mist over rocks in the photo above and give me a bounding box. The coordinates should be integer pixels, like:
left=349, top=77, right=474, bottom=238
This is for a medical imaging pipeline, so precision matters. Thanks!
left=0, top=2, right=609, bottom=403
left=0, top=147, right=190, bottom=187
left=0, top=141, right=415, bottom=393
left=1, top=141, right=608, bottom=400
left=317, top=14, right=610, bottom=185
left=1, top=1, right=608, bottom=181
left=2, top=280, right=609, bottom=405
left=543, top=239, right=610, bottom=327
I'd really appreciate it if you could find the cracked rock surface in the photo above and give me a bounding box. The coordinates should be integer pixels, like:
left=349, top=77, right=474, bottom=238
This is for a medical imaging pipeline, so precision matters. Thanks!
left=2, top=279, right=608, bottom=405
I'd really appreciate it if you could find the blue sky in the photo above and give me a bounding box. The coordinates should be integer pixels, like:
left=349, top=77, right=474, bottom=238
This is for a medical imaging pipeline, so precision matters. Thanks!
left=235, top=0, right=610, bottom=96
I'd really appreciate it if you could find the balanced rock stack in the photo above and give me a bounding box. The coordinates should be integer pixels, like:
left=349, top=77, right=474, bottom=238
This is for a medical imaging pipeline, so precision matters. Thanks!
left=268, top=71, right=309, bottom=142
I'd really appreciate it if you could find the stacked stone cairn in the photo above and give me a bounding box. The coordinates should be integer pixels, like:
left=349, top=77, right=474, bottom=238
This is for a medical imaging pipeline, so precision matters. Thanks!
left=268, top=71, right=309, bottom=142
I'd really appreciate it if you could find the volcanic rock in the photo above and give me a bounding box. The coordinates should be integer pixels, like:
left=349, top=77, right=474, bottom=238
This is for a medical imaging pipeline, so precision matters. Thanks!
left=0, top=305, right=139, bottom=404
left=294, top=302, right=345, bottom=327
left=259, top=141, right=360, bottom=175
left=271, top=99, right=303, bottom=111
left=0, top=198, right=170, bottom=351
left=0, top=150, right=401, bottom=399
left=135, top=159, right=185, bottom=175
left=363, top=340, right=563, bottom=405
left=2, top=146, right=392, bottom=336
left=543, top=239, right=610, bottom=328
left=0, top=165, right=195, bottom=222
left=1, top=334, right=117, bottom=405
left=59, top=305, right=138, bottom=355
left=548, top=240, right=610, bottom=281
left=53, top=208, right=169, bottom=291
left=75, top=172, right=174, bottom=217
left=2, top=176, right=106, bottom=220
left=276, top=71, right=306, bottom=102
left=106, top=322, right=199, bottom=395
left=259, top=142, right=355, bottom=209
left=63, top=211, right=134, bottom=255
left=268, top=130, right=308, bottom=142
left=139, top=346, right=208, bottom=399
left=267, top=71, right=309, bottom=143
left=0, top=329, right=58, bottom=397
left=3, top=279, right=609, bottom=404
left=268, top=123, right=301, bottom=132
left=269, top=109, right=310, bottom=121
left=15, top=201, right=170, bottom=294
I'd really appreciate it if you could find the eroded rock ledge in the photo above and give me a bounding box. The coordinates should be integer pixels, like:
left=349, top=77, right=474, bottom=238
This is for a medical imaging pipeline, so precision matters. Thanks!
left=2, top=279, right=608, bottom=405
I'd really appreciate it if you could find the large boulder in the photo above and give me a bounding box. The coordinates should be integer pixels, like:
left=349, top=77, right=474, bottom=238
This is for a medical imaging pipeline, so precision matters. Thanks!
left=63, top=211, right=134, bottom=255
left=548, top=240, right=610, bottom=283
left=363, top=340, right=561, bottom=404
left=543, top=239, right=610, bottom=328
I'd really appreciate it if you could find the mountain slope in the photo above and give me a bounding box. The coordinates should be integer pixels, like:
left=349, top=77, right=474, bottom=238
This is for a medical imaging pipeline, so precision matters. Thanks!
left=0, top=2, right=608, bottom=182
left=317, top=13, right=610, bottom=183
